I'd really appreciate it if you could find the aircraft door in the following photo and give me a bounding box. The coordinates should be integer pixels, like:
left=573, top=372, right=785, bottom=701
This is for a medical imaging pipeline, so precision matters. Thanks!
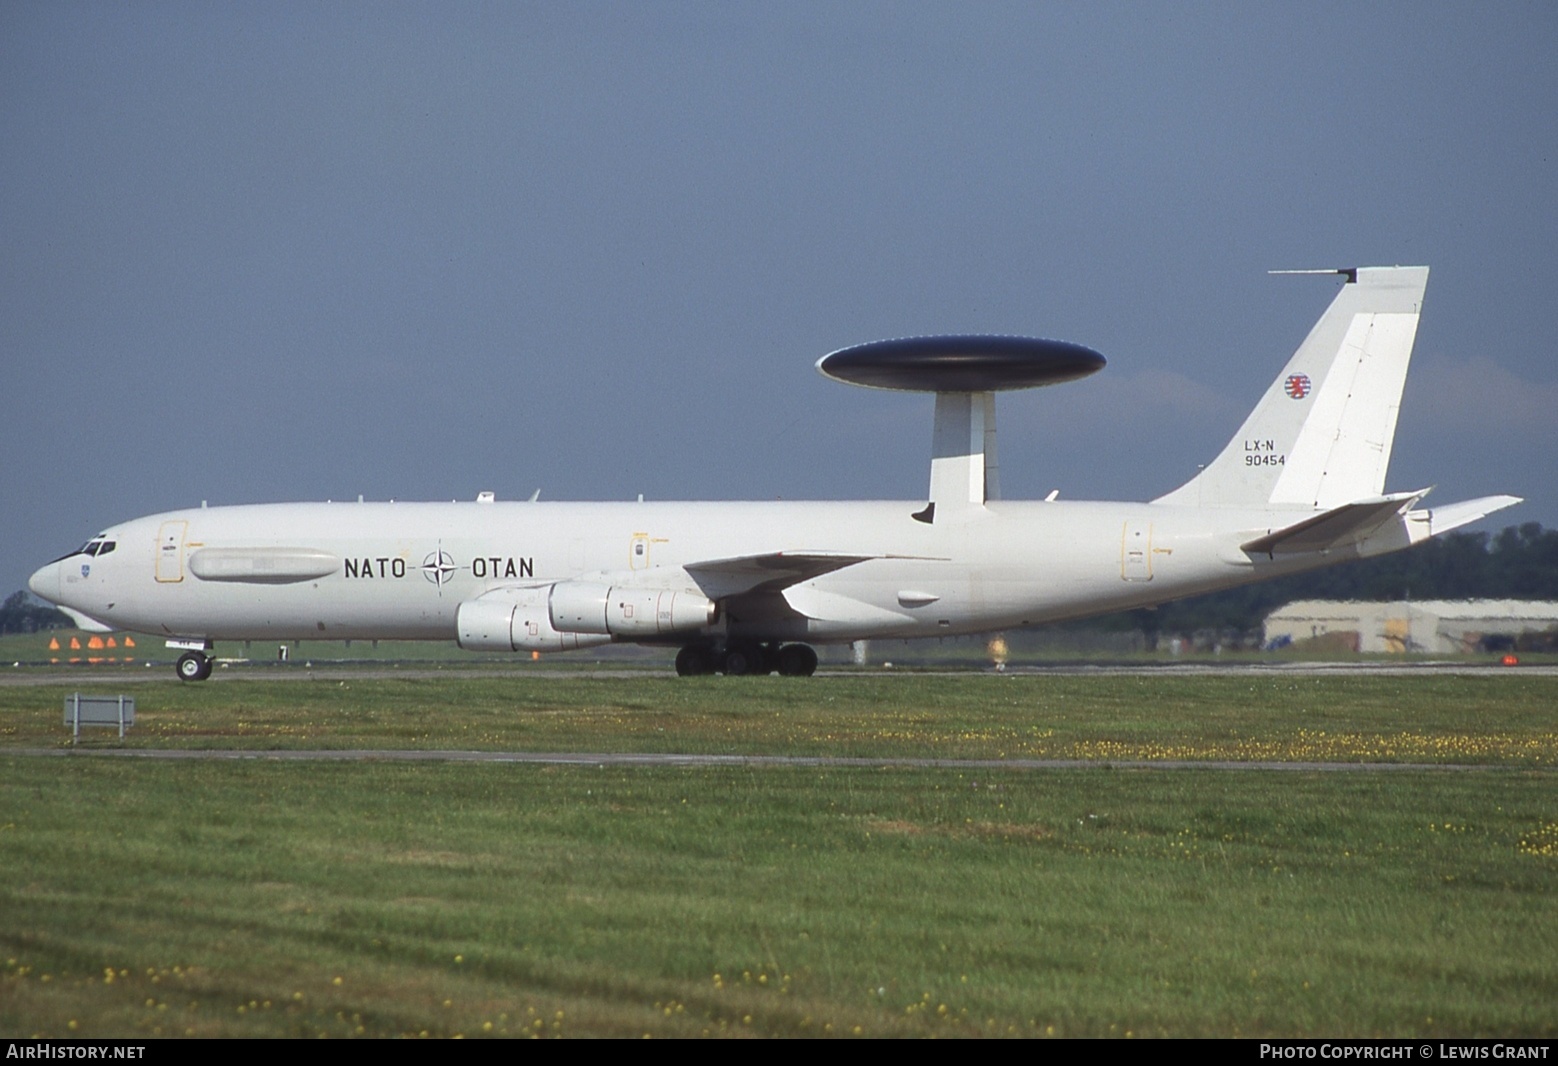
left=629, top=533, right=650, bottom=571
left=156, top=521, right=188, bottom=583
left=1121, top=521, right=1153, bottom=582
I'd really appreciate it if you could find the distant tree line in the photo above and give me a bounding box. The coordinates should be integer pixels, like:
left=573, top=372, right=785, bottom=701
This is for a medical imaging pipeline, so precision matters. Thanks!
left=1082, top=522, right=1558, bottom=641
left=0, top=590, right=71, bottom=634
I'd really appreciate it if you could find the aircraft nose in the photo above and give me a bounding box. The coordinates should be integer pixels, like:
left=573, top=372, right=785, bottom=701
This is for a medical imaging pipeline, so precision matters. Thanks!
left=28, top=560, right=60, bottom=603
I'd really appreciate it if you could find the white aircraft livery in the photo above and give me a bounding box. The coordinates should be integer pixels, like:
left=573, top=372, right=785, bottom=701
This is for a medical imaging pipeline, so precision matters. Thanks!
left=29, top=266, right=1520, bottom=680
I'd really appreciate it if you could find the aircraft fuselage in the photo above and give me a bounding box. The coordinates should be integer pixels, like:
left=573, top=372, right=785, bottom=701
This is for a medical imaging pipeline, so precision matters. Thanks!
left=28, top=498, right=1361, bottom=645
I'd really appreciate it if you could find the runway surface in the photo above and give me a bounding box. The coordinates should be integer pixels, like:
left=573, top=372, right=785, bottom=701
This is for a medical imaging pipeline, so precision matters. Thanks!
left=2, top=660, right=1555, bottom=687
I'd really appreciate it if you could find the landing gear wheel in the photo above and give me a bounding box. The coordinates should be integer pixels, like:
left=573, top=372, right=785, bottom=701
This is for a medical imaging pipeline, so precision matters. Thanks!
left=776, top=643, right=818, bottom=677
left=721, top=643, right=769, bottom=676
left=176, top=651, right=211, bottom=682
left=675, top=645, right=716, bottom=677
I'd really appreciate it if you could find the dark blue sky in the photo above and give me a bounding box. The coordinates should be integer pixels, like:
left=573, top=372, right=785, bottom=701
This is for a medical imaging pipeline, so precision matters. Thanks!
left=4, top=2, right=1554, bottom=598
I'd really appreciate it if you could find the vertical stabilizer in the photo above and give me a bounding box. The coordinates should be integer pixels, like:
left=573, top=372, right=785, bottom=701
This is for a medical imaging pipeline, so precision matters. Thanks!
left=1154, top=266, right=1428, bottom=510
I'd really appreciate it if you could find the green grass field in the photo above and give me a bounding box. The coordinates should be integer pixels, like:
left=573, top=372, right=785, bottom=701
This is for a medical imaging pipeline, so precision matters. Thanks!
left=4, top=672, right=1553, bottom=765
left=2, top=672, right=1554, bottom=1037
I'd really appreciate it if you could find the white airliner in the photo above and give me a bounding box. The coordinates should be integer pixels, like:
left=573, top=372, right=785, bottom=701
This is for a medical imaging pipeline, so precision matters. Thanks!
left=29, top=266, right=1519, bottom=680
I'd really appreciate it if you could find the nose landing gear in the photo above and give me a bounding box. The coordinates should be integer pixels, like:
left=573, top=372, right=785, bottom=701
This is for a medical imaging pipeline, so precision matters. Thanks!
left=175, top=650, right=213, bottom=682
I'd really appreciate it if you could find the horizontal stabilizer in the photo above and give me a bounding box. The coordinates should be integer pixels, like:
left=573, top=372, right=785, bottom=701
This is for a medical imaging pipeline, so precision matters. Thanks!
left=1419, top=494, right=1524, bottom=537
left=685, top=550, right=943, bottom=599
left=1241, top=489, right=1429, bottom=555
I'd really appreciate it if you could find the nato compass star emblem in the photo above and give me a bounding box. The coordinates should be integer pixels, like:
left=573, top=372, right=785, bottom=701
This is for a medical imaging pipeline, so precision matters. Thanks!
left=420, top=547, right=458, bottom=592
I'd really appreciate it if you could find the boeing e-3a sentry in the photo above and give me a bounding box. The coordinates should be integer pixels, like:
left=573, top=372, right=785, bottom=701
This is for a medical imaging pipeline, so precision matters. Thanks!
left=28, top=266, right=1520, bottom=680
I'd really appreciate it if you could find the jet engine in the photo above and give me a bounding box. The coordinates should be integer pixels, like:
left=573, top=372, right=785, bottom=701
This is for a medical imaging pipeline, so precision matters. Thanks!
left=547, top=581, right=717, bottom=637
left=457, top=582, right=717, bottom=652
left=456, top=586, right=611, bottom=653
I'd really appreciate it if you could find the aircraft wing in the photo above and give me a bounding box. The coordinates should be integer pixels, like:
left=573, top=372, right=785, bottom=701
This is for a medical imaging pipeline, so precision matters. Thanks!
left=1241, top=489, right=1429, bottom=556
left=685, top=550, right=941, bottom=599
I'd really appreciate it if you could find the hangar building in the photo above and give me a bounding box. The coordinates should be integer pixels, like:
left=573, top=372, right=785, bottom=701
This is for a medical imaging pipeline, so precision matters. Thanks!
left=1262, top=600, right=1558, bottom=654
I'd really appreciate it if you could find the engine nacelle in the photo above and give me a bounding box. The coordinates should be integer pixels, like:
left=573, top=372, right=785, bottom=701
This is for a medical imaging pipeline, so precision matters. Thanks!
left=458, top=582, right=717, bottom=651
left=547, top=581, right=717, bottom=637
left=456, top=587, right=612, bottom=653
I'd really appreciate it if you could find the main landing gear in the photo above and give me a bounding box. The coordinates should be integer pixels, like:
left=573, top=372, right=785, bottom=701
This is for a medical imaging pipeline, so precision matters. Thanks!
left=675, top=642, right=819, bottom=677
left=175, top=650, right=213, bottom=682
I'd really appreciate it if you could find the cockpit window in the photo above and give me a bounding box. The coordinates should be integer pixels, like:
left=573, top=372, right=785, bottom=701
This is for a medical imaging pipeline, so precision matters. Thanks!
left=50, top=535, right=114, bottom=563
